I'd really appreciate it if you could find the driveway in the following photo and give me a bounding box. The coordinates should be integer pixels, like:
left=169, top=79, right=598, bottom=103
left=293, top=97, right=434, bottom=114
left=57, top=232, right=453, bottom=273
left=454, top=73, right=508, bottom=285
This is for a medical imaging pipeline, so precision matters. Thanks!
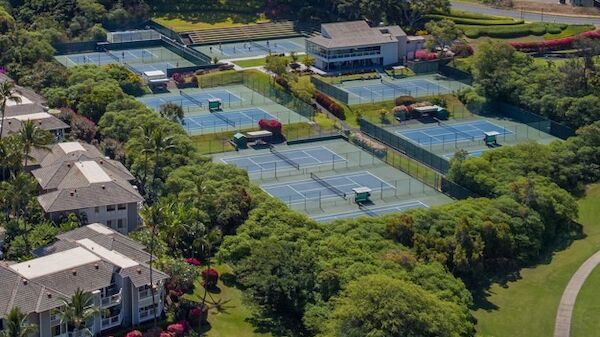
left=451, top=1, right=600, bottom=25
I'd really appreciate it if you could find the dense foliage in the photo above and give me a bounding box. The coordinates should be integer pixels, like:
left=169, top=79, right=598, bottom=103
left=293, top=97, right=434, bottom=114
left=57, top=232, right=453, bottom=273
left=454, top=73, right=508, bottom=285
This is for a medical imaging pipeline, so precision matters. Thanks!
left=463, top=39, right=600, bottom=129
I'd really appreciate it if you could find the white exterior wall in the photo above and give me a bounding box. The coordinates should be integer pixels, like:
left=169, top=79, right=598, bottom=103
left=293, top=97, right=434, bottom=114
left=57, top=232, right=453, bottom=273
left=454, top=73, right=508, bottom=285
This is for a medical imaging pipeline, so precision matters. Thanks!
left=380, top=42, right=399, bottom=66
left=49, top=202, right=139, bottom=235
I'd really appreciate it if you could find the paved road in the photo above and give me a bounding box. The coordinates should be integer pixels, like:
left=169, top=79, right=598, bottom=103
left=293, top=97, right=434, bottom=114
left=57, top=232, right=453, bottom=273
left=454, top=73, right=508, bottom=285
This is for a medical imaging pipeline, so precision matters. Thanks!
left=554, top=250, right=600, bottom=337
left=451, top=1, right=600, bottom=25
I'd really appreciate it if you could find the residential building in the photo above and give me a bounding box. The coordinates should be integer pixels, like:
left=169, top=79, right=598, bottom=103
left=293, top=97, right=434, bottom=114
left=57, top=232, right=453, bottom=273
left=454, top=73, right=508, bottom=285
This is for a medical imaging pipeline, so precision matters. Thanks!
left=0, top=223, right=169, bottom=337
left=305, top=20, right=424, bottom=72
left=31, top=142, right=143, bottom=234
left=0, top=74, right=68, bottom=142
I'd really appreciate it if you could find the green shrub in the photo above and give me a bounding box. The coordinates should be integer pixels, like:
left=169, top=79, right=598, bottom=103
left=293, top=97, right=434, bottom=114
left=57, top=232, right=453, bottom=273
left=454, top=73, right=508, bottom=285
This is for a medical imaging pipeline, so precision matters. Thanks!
left=445, top=9, right=511, bottom=20
left=426, top=14, right=522, bottom=26
left=459, top=22, right=566, bottom=39
left=395, top=95, right=417, bottom=106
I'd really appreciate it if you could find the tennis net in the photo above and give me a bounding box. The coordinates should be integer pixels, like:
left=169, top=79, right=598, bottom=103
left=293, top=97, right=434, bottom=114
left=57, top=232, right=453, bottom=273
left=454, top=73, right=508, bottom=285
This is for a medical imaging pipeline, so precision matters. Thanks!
left=310, top=173, right=347, bottom=199
left=382, top=79, right=410, bottom=95
left=434, top=118, right=475, bottom=141
left=358, top=203, right=377, bottom=217
left=269, top=146, right=300, bottom=170
left=250, top=41, right=271, bottom=53
left=104, top=49, right=121, bottom=62
left=180, top=91, right=236, bottom=127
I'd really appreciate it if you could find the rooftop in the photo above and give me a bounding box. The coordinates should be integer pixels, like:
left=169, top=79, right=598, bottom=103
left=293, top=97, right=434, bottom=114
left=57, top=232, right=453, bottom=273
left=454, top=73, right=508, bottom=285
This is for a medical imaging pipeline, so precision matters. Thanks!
left=75, top=160, right=113, bottom=184
left=58, top=142, right=86, bottom=154
left=76, top=238, right=139, bottom=268
left=308, top=20, right=406, bottom=49
left=9, top=247, right=101, bottom=279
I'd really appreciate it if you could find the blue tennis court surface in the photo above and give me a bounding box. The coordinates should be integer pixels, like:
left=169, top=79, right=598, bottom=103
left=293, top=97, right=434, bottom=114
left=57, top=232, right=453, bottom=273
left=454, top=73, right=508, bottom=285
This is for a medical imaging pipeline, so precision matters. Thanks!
left=263, top=171, right=394, bottom=204
left=312, top=200, right=428, bottom=222
left=344, top=79, right=449, bottom=100
left=222, top=146, right=346, bottom=172
left=137, top=90, right=242, bottom=110
left=182, top=108, right=276, bottom=131
left=194, top=37, right=306, bottom=59
left=398, top=120, right=512, bottom=146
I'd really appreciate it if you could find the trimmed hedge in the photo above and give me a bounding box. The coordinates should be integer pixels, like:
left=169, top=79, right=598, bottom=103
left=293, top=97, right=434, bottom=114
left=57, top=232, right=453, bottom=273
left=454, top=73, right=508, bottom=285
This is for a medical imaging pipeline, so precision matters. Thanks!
left=460, top=22, right=566, bottom=39
left=315, top=92, right=345, bottom=120
left=426, top=14, right=523, bottom=26
left=444, top=9, right=511, bottom=20
left=510, top=29, right=600, bottom=52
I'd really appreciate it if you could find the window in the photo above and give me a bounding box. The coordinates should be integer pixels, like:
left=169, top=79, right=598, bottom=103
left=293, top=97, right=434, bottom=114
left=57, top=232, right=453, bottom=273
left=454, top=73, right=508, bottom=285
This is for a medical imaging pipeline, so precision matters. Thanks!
left=117, top=219, right=124, bottom=229
left=107, top=204, right=116, bottom=212
left=95, top=206, right=99, bottom=213
left=117, top=203, right=126, bottom=210
left=107, top=220, right=113, bottom=227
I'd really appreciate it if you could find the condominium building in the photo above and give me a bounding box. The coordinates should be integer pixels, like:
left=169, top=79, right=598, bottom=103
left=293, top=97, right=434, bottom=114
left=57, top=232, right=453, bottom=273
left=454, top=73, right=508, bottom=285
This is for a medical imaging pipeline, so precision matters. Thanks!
left=31, top=142, right=143, bottom=234
left=0, top=223, right=169, bottom=337
left=0, top=74, right=68, bottom=142
left=305, top=20, right=424, bottom=72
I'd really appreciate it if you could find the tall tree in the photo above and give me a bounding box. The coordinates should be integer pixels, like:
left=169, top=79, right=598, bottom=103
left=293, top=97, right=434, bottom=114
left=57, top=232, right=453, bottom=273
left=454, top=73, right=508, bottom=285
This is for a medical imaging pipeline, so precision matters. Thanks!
left=0, top=307, right=38, bottom=337
left=139, top=204, right=165, bottom=328
left=59, top=289, right=103, bottom=337
left=19, top=120, right=53, bottom=167
left=0, top=81, right=22, bottom=139
left=148, top=127, right=175, bottom=202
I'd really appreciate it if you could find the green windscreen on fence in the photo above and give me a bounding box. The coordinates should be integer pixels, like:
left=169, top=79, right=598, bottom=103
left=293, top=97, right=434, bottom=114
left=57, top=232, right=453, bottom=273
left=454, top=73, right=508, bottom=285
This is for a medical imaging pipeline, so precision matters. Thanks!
left=310, top=76, right=350, bottom=104
left=359, top=118, right=450, bottom=174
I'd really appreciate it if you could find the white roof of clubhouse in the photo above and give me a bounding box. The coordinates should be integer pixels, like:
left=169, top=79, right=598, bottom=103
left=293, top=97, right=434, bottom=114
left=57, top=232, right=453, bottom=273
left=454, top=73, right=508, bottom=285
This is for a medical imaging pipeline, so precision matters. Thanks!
left=308, top=20, right=407, bottom=49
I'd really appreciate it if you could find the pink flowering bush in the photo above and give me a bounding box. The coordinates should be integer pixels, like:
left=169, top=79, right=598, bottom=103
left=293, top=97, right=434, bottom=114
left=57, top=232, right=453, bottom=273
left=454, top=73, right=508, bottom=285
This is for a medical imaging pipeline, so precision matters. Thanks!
left=510, top=29, right=600, bottom=52
left=185, top=257, right=201, bottom=267
left=415, top=50, right=439, bottom=61
left=166, top=323, right=185, bottom=336
left=126, top=330, right=142, bottom=337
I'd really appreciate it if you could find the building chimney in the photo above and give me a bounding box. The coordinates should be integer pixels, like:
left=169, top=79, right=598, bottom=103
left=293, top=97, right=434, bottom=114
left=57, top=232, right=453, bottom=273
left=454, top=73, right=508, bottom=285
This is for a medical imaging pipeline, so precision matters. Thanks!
left=22, top=279, right=28, bottom=285
left=72, top=269, right=77, bottom=276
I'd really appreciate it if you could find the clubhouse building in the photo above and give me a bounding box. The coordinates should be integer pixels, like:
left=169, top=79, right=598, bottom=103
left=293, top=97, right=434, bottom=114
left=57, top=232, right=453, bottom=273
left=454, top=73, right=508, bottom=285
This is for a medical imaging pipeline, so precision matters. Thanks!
left=305, top=21, right=424, bottom=72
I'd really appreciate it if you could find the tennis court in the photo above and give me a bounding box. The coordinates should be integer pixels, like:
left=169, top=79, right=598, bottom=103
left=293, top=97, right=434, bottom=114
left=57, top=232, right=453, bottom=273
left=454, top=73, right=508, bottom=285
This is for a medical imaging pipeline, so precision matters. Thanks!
left=312, top=200, right=428, bottom=222
left=443, top=148, right=488, bottom=160
left=221, top=146, right=346, bottom=173
left=182, top=108, right=277, bottom=131
left=262, top=171, right=394, bottom=204
left=55, top=46, right=196, bottom=73
left=137, top=89, right=242, bottom=110
left=398, top=120, right=512, bottom=146
left=194, top=37, right=306, bottom=59
left=344, top=78, right=450, bottom=100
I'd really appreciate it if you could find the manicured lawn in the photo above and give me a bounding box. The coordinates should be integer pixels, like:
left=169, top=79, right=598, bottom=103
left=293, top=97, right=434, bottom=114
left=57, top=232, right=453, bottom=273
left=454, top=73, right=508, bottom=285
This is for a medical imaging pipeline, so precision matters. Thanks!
left=571, top=265, right=600, bottom=337
left=474, top=184, right=600, bottom=337
left=544, top=24, right=594, bottom=39
left=183, top=264, right=271, bottom=337
left=233, top=56, right=292, bottom=68
left=153, top=15, right=270, bottom=32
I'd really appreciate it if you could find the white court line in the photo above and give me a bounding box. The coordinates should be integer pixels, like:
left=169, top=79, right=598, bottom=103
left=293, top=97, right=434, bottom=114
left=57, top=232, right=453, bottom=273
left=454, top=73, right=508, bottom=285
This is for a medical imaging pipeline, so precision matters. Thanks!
left=347, top=171, right=395, bottom=189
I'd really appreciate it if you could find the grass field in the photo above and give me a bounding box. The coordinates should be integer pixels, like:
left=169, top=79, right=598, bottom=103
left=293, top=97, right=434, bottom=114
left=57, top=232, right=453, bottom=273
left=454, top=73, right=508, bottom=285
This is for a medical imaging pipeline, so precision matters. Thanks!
left=233, top=56, right=292, bottom=68
left=153, top=15, right=269, bottom=31
left=184, top=264, right=271, bottom=337
left=474, top=184, right=600, bottom=337
left=571, top=264, right=600, bottom=337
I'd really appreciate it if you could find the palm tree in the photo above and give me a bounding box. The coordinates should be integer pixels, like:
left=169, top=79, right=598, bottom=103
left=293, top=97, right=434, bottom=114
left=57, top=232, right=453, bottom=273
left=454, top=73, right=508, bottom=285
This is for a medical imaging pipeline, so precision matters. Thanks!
left=148, top=127, right=175, bottom=203
left=139, top=204, right=165, bottom=328
left=126, top=125, right=155, bottom=197
left=59, top=289, right=103, bottom=337
left=19, top=120, right=52, bottom=167
left=0, top=136, right=23, bottom=180
left=0, top=307, right=38, bottom=337
left=0, top=81, right=22, bottom=139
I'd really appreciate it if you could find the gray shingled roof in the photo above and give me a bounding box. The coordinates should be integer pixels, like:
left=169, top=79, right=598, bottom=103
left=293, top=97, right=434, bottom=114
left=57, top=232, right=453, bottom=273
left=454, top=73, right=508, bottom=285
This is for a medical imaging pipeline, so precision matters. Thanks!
left=120, top=263, right=169, bottom=288
left=31, top=261, right=115, bottom=296
left=0, top=266, right=65, bottom=317
left=37, top=142, right=104, bottom=167
left=33, top=158, right=134, bottom=191
left=307, top=21, right=405, bottom=49
left=0, top=116, right=68, bottom=139
left=37, top=179, right=143, bottom=213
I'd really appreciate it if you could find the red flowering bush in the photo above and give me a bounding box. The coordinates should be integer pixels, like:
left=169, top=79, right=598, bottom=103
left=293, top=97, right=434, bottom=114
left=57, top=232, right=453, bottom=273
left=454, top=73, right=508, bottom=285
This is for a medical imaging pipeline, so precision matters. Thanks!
left=315, top=92, right=346, bottom=120
left=190, top=307, right=202, bottom=318
left=450, top=43, right=474, bottom=58
left=258, top=119, right=282, bottom=134
left=415, top=50, right=439, bottom=61
left=172, top=73, right=184, bottom=84
left=185, top=257, right=201, bottom=267
left=159, top=332, right=173, bottom=337
left=166, top=323, right=185, bottom=336
left=202, top=268, right=220, bottom=288
left=510, top=29, right=600, bottom=52
left=126, top=330, right=142, bottom=337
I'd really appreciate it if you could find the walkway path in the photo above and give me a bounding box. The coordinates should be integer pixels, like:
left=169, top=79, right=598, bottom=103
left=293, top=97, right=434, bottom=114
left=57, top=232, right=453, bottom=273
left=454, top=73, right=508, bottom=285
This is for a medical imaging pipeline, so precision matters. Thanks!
left=554, top=250, right=600, bottom=337
left=451, top=1, right=600, bottom=25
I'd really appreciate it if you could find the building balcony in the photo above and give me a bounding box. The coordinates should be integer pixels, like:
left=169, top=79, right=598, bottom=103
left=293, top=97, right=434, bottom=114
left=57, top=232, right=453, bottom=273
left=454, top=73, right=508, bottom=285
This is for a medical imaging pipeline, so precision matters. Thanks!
left=100, top=289, right=122, bottom=308
left=138, top=308, right=156, bottom=322
left=101, top=313, right=122, bottom=330
left=138, top=287, right=162, bottom=304
left=50, top=313, right=61, bottom=326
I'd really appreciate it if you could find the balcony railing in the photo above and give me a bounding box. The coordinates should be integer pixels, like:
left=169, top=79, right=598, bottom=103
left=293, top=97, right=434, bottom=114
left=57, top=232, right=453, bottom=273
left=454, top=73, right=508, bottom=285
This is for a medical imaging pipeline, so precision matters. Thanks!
left=138, top=308, right=156, bottom=321
left=101, top=290, right=122, bottom=308
left=138, top=287, right=161, bottom=302
left=101, top=314, right=122, bottom=330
